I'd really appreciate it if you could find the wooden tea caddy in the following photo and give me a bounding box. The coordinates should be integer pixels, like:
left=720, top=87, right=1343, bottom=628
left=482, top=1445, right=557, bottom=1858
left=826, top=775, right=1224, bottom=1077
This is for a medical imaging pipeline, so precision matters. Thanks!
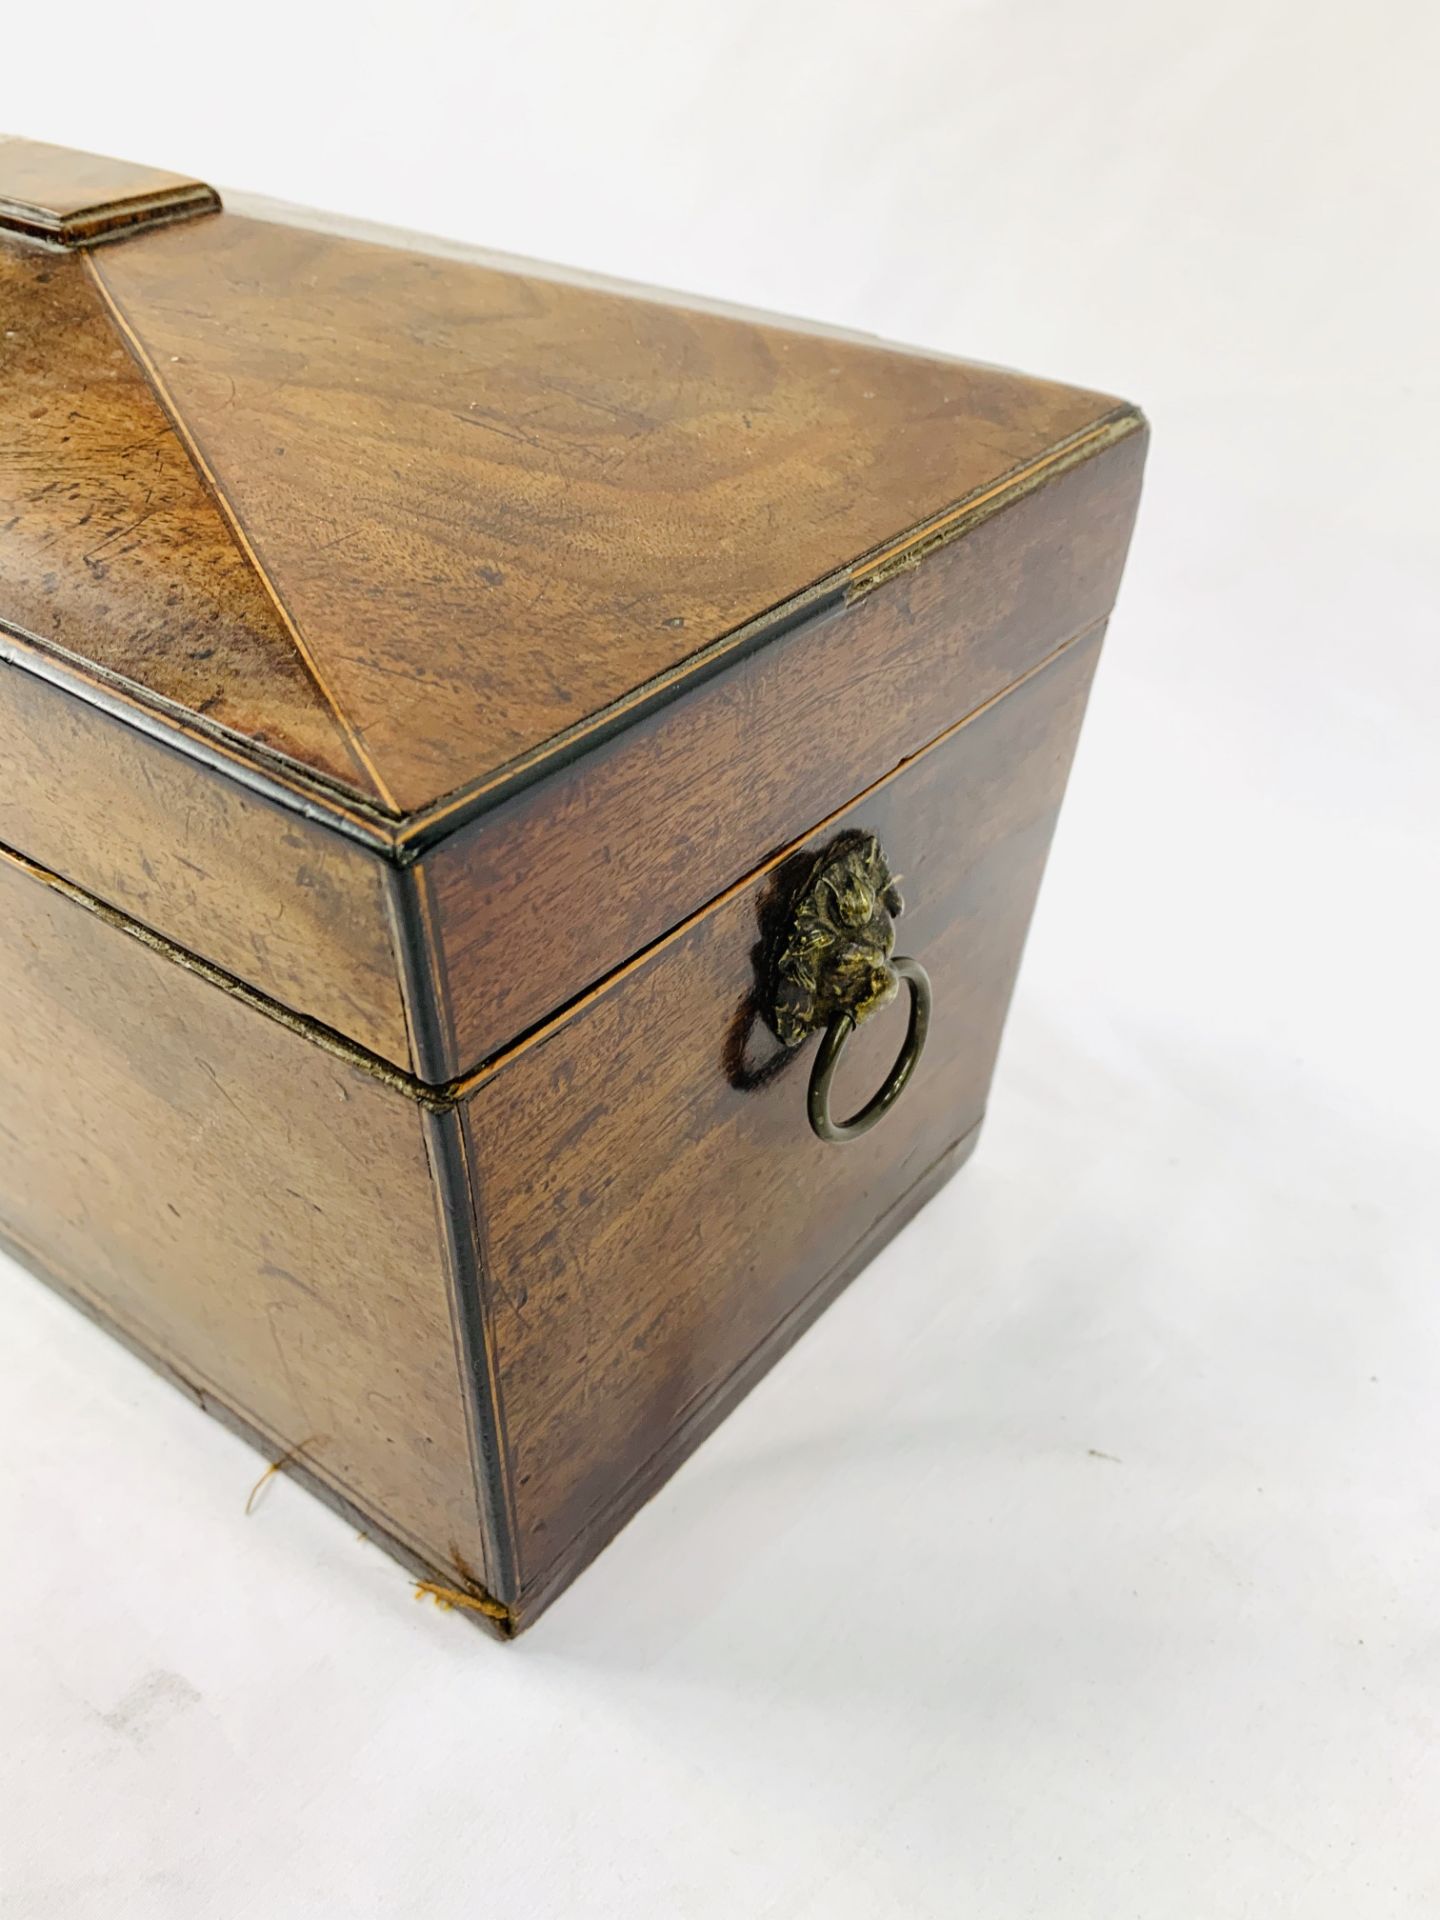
left=0, top=136, right=1146, bottom=1632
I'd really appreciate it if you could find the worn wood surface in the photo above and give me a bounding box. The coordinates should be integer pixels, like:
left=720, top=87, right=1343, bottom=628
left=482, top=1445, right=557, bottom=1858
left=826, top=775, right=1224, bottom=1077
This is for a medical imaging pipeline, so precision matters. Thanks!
left=462, top=629, right=1103, bottom=1614
left=1, top=138, right=1143, bottom=1081
left=0, top=140, right=1144, bottom=1631
left=0, top=136, right=217, bottom=247
left=89, top=208, right=1124, bottom=814
left=428, top=431, right=1143, bottom=1074
left=0, top=236, right=382, bottom=795
left=0, top=656, right=412, bottom=1066
left=0, top=621, right=1112, bottom=1630
left=0, top=843, right=491, bottom=1591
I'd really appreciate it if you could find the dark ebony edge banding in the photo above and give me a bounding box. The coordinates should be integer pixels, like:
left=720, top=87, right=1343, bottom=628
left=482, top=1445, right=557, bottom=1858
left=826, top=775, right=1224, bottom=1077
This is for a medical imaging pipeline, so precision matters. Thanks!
left=0, top=409, right=1145, bottom=862
left=381, top=861, right=457, bottom=1083
left=0, top=625, right=399, bottom=852
left=394, top=576, right=849, bottom=856
left=0, top=834, right=447, bottom=1105
left=394, top=409, right=1144, bottom=854
left=2, top=622, right=1106, bottom=1103
left=422, top=1107, right=522, bottom=1606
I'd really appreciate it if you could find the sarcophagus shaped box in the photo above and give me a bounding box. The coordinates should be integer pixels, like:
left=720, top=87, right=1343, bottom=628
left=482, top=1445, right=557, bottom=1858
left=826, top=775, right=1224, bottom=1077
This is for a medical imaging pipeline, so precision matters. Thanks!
left=0, top=136, right=1145, bottom=1631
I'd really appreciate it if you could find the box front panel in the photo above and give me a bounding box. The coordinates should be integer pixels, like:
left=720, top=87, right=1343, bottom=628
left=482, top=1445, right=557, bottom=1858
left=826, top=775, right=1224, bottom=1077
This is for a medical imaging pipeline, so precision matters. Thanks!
left=0, top=658, right=413, bottom=1066
left=462, top=628, right=1103, bottom=1616
left=0, top=848, right=489, bottom=1589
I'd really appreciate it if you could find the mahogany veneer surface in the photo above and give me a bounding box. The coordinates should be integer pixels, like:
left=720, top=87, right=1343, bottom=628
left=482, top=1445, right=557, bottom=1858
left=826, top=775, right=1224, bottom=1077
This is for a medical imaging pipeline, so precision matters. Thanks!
left=0, top=137, right=1146, bottom=1630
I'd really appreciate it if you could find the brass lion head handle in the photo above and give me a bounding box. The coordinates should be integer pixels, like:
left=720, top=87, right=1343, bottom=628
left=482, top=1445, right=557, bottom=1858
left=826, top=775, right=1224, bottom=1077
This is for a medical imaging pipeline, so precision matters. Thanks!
left=767, top=830, right=931, bottom=1143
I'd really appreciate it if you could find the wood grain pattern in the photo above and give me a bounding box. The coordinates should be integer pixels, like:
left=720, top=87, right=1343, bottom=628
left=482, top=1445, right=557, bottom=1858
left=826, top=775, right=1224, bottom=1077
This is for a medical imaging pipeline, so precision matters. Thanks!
left=0, top=136, right=217, bottom=247
left=0, top=236, right=378, bottom=796
left=461, top=629, right=1103, bottom=1612
left=0, top=841, right=492, bottom=1591
left=0, top=622, right=1119, bottom=1630
left=91, top=209, right=1124, bottom=812
left=0, top=141, right=1145, bottom=1631
left=507, top=1123, right=982, bottom=1631
left=0, top=654, right=412, bottom=1066
left=428, top=429, right=1144, bottom=1074
left=2, top=142, right=1144, bottom=1085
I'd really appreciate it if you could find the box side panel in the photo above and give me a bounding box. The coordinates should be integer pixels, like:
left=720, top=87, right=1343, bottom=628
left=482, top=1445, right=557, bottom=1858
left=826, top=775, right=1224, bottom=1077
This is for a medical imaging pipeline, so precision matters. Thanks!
left=0, top=846, right=490, bottom=1591
left=0, top=657, right=414, bottom=1067
left=425, top=428, right=1144, bottom=1076
left=462, top=629, right=1103, bottom=1618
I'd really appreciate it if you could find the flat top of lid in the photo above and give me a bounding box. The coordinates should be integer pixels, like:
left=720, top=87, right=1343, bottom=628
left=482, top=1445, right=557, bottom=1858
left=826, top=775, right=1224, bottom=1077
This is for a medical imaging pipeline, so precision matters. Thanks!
left=0, top=135, right=218, bottom=244
left=0, top=140, right=1132, bottom=825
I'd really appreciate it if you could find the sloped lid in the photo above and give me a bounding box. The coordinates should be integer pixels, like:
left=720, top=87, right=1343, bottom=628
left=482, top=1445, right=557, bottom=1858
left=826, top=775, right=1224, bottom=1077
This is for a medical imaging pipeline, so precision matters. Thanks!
left=0, top=138, right=1145, bottom=1084
left=1, top=136, right=1126, bottom=826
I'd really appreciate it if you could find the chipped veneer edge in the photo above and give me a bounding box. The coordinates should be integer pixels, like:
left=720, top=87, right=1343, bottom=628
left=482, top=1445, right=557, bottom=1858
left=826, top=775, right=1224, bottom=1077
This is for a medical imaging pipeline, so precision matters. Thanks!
left=846, top=406, right=1145, bottom=599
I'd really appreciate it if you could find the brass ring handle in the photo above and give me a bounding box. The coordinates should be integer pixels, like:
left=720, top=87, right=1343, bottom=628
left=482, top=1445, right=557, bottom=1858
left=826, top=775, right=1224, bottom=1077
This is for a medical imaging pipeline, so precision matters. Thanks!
left=763, top=829, right=931, bottom=1146
left=807, top=955, right=931, bottom=1144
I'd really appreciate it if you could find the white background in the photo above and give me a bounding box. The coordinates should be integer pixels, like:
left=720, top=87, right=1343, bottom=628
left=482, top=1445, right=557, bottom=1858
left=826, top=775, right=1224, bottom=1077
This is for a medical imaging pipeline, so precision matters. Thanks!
left=3, top=2, right=1438, bottom=1914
